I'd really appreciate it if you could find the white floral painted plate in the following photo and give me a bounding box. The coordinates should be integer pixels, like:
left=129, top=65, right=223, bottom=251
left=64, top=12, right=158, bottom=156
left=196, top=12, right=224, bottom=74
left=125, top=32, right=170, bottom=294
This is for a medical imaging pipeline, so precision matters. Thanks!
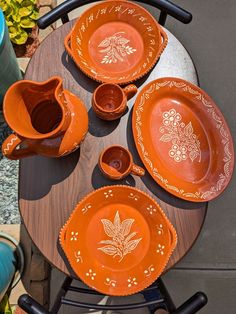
left=132, top=77, right=234, bottom=202
left=60, top=185, right=177, bottom=296
left=64, top=0, right=168, bottom=84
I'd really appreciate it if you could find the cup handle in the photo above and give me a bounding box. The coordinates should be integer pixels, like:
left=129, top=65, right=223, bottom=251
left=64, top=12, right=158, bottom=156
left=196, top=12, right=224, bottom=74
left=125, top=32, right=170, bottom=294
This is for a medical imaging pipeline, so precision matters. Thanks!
left=123, top=84, right=138, bottom=100
left=131, top=163, right=145, bottom=177
left=2, top=134, right=36, bottom=160
left=64, top=28, right=74, bottom=58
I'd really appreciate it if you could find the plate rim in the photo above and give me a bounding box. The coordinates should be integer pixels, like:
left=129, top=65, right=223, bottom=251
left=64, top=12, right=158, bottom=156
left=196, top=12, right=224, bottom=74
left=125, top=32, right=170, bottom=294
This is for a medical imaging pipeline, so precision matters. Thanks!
left=132, top=77, right=235, bottom=202
left=59, top=185, right=177, bottom=296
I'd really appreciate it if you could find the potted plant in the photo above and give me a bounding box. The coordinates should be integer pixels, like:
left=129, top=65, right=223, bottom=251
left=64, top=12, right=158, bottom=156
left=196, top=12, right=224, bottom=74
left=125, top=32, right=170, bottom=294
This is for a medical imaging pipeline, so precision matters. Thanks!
left=0, top=0, right=39, bottom=57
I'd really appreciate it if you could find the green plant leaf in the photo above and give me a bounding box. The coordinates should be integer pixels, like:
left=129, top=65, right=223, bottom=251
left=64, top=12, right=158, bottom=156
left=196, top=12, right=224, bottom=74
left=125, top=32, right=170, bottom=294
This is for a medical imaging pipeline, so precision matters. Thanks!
left=12, top=13, right=21, bottom=23
left=11, top=29, right=28, bottom=44
left=20, top=16, right=36, bottom=28
left=6, top=19, right=13, bottom=26
left=19, top=6, right=32, bottom=16
left=30, top=9, right=38, bottom=20
left=9, top=25, right=19, bottom=38
left=0, top=2, right=8, bottom=12
left=16, top=0, right=24, bottom=3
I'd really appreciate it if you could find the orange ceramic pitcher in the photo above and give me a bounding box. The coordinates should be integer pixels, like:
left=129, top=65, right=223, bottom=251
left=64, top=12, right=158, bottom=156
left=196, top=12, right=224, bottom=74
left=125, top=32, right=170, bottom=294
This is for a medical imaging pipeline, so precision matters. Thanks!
left=2, top=76, right=88, bottom=159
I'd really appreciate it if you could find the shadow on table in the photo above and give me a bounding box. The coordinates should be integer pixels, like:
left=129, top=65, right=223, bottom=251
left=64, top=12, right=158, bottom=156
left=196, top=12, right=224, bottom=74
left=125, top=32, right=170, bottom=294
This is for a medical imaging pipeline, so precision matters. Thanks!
left=61, top=51, right=98, bottom=93
left=88, top=107, right=120, bottom=137
left=19, top=149, right=80, bottom=201
left=91, top=164, right=136, bottom=189
left=126, top=108, right=207, bottom=210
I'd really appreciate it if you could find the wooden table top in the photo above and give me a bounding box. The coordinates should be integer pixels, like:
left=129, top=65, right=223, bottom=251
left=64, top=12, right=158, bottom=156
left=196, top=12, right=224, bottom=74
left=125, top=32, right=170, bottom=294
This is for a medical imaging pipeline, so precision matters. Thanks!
left=20, top=20, right=207, bottom=277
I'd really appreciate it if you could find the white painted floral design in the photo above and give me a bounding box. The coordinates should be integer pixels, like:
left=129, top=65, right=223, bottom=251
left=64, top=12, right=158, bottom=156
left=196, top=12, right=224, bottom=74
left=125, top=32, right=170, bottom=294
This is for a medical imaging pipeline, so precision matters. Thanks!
left=75, top=250, right=83, bottom=263
left=127, top=277, right=138, bottom=287
left=159, top=108, right=201, bottom=163
left=144, top=265, right=155, bottom=277
left=98, top=211, right=142, bottom=262
left=146, top=205, right=156, bottom=215
left=104, top=190, right=113, bottom=198
left=70, top=231, right=78, bottom=241
left=156, top=244, right=165, bottom=255
left=85, top=269, right=96, bottom=280
left=104, top=278, right=117, bottom=287
left=98, top=32, right=136, bottom=64
left=128, top=192, right=139, bottom=201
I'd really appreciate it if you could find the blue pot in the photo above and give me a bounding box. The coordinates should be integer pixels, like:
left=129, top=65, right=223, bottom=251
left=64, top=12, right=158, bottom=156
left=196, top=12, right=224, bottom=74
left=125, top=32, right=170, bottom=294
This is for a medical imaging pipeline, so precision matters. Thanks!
left=0, top=8, right=22, bottom=107
left=0, top=242, right=16, bottom=302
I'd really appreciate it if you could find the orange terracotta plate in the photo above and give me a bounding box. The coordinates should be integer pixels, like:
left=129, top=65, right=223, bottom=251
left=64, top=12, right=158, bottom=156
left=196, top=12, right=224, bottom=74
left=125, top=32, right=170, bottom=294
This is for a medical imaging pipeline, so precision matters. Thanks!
left=60, top=185, right=177, bottom=296
left=64, top=0, right=168, bottom=84
left=132, top=77, right=235, bottom=202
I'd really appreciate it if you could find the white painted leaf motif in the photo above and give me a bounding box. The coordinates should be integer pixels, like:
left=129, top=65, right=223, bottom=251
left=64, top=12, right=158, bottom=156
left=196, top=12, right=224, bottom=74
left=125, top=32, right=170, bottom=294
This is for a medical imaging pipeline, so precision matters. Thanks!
left=124, top=232, right=137, bottom=244
left=159, top=134, right=173, bottom=142
left=189, top=150, right=198, bottom=162
left=118, top=37, right=129, bottom=45
left=114, top=211, right=121, bottom=230
left=101, top=219, right=117, bottom=237
left=184, top=122, right=193, bottom=136
left=124, top=238, right=142, bottom=255
left=99, top=240, right=118, bottom=246
left=98, top=32, right=136, bottom=64
left=120, top=219, right=134, bottom=237
left=98, top=245, right=118, bottom=256
left=98, top=211, right=142, bottom=262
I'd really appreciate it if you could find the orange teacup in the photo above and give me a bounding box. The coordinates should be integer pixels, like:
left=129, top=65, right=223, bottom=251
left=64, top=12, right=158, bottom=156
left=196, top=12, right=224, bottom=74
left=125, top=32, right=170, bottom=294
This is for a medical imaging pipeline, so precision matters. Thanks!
left=92, top=83, right=137, bottom=121
left=99, top=145, right=145, bottom=180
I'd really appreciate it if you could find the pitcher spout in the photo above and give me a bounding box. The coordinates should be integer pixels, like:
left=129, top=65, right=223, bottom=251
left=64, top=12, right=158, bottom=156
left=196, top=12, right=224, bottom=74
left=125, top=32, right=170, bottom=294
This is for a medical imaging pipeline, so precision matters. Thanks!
left=3, top=76, right=71, bottom=140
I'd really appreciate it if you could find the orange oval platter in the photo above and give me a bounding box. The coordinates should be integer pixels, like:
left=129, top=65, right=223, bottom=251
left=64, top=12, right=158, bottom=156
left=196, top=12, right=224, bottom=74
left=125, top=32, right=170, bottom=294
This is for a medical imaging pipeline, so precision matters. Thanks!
left=132, top=77, right=234, bottom=202
left=60, top=185, right=177, bottom=296
left=64, top=0, right=168, bottom=84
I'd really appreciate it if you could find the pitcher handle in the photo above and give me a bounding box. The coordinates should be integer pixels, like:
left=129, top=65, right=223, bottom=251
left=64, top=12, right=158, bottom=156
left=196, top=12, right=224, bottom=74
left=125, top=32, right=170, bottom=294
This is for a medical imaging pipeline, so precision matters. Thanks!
left=2, top=134, right=36, bottom=160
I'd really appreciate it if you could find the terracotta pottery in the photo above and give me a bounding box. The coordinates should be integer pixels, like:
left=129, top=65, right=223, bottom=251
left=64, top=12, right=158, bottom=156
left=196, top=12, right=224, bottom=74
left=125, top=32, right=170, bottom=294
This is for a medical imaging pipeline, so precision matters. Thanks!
left=92, top=83, right=137, bottom=120
left=60, top=185, right=177, bottom=296
left=64, top=0, right=168, bottom=84
left=2, top=76, right=88, bottom=159
left=132, top=77, right=235, bottom=202
left=99, top=145, right=145, bottom=180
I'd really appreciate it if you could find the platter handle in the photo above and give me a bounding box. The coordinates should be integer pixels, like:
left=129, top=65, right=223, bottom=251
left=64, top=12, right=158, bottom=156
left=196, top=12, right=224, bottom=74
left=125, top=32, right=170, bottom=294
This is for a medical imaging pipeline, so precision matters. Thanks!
left=157, top=27, right=168, bottom=57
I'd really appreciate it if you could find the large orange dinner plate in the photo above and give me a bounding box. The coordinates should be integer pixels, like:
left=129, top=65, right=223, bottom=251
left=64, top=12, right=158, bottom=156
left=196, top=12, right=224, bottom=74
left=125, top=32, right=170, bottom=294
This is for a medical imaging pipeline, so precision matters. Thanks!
left=132, top=77, right=234, bottom=202
left=60, top=185, right=177, bottom=296
left=64, top=0, right=167, bottom=84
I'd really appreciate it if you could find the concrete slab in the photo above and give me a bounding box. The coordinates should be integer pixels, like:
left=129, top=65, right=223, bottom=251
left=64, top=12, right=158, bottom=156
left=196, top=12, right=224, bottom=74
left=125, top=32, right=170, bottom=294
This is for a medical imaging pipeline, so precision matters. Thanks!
left=163, top=269, right=236, bottom=314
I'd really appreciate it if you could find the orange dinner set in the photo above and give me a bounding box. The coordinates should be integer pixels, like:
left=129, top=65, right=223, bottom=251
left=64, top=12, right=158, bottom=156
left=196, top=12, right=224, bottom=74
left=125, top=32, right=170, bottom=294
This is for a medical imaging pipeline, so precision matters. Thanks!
left=1, top=0, right=235, bottom=297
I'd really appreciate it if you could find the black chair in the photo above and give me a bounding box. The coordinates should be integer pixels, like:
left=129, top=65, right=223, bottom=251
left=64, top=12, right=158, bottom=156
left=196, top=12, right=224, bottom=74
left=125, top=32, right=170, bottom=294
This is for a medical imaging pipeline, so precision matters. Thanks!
left=18, top=1, right=207, bottom=313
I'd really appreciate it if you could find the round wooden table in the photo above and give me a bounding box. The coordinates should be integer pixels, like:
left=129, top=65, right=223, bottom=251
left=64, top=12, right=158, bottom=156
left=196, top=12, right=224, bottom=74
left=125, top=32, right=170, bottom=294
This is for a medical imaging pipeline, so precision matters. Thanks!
left=19, top=21, right=207, bottom=277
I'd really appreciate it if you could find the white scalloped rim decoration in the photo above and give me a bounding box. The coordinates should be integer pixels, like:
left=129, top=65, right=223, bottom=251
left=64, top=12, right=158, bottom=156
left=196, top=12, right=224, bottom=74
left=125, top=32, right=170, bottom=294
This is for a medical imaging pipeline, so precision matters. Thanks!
left=134, top=80, right=233, bottom=201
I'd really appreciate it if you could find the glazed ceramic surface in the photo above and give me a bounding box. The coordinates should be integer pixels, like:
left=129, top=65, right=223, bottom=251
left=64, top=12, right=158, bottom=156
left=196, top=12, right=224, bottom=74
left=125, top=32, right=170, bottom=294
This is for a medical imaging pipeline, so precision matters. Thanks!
left=132, top=77, right=235, bottom=202
left=60, top=185, right=177, bottom=296
left=64, top=0, right=168, bottom=84
left=92, top=83, right=137, bottom=120
left=2, top=77, right=88, bottom=159
left=99, top=145, right=145, bottom=179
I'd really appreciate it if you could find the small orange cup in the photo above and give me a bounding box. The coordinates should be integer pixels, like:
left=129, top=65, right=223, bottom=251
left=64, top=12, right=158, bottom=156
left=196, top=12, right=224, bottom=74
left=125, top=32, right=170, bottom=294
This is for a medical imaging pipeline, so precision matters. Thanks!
left=99, top=145, right=145, bottom=180
left=92, top=83, right=137, bottom=121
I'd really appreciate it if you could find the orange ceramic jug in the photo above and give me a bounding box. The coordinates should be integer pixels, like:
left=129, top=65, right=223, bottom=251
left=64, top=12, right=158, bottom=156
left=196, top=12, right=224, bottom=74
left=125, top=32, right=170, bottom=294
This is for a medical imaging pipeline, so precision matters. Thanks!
left=2, top=76, right=88, bottom=159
